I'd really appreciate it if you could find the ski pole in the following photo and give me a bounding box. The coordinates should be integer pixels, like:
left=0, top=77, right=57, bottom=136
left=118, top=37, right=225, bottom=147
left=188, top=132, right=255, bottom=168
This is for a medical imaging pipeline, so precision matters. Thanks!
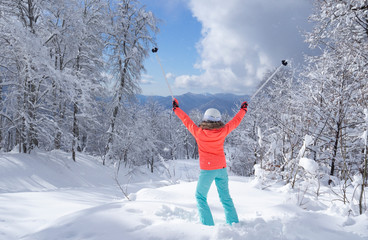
left=152, top=47, right=174, bottom=100
left=250, top=60, right=288, bottom=100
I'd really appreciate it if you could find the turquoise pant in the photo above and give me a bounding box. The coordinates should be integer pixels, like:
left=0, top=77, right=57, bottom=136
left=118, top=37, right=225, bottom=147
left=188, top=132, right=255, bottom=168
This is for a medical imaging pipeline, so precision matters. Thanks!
left=195, top=168, right=239, bottom=226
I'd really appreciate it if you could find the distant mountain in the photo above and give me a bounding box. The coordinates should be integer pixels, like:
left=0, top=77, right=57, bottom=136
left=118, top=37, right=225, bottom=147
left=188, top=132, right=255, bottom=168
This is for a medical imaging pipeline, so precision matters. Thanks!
left=137, top=92, right=250, bottom=116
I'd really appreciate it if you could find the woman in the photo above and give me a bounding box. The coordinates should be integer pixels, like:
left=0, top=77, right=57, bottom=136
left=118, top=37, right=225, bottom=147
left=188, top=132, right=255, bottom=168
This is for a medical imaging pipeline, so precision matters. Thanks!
left=172, top=98, right=248, bottom=226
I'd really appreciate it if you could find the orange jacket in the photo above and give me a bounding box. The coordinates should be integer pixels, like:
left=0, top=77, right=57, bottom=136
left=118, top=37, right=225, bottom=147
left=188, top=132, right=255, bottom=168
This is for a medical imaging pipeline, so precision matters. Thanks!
left=174, top=108, right=246, bottom=170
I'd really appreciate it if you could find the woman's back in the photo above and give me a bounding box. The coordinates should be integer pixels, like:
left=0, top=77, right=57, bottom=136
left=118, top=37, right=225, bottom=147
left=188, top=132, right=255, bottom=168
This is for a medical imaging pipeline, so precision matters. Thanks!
left=174, top=107, right=245, bottom=170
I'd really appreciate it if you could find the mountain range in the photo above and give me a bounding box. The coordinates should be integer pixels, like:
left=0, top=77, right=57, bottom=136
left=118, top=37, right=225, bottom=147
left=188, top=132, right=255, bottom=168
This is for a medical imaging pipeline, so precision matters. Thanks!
left=137, top=92, right=250, bottom=116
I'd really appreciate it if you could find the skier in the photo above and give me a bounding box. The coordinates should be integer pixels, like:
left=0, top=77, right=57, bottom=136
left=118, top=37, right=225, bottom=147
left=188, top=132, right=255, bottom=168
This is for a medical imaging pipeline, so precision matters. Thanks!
left=172, top=98, right=248, bottom=226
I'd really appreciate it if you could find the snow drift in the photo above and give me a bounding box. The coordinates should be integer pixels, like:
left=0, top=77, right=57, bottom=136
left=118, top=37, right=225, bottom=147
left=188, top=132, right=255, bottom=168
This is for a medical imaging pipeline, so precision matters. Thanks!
left=0, top=150, right=367, bottom=240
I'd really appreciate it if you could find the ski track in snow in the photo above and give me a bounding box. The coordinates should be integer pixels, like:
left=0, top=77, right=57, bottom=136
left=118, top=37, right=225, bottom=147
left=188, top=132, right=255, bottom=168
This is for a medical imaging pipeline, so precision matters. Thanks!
left=0, top=150, right=367, bottom=240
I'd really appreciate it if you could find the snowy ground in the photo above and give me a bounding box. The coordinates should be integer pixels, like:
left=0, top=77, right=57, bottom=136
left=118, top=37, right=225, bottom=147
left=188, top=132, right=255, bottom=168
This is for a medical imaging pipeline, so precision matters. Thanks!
left=0, top=150, right=367, bottom=240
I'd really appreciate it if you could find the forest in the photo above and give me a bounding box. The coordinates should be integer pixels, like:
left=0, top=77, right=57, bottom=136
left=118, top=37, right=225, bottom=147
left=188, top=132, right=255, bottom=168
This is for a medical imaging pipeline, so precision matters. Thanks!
left=0, top=0, right=367, bottom=215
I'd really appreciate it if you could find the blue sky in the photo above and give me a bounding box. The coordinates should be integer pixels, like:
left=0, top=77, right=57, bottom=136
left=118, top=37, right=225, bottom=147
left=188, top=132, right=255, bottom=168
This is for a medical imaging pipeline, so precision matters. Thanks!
left=140, top=0, right=315, bottom=97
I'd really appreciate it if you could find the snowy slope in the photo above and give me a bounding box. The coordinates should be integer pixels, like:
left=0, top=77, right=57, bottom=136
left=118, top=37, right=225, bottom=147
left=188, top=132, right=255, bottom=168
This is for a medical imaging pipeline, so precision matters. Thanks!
left=0, top=150, right=367, bottom=240
left=0, top=150, right=114, bottom=193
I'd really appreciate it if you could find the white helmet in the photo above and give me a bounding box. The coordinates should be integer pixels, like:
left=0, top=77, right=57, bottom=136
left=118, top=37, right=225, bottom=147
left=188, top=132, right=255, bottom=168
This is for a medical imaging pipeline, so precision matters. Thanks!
left=203, top=108, right=221, bottom=122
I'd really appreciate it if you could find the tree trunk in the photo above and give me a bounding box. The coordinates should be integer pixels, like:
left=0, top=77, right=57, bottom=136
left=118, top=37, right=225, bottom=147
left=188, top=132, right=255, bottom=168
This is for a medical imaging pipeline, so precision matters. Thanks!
left=150, top=156, right=154, bottom=173
left=72, top=102, right=79, bottom=162
left=184, top=136, right=189, bottom=159
left=104, top=103, right=120, bottom=165
left=104, top=57, right=128, bottom=164
left=27, top=77, right=38, bottom=152
left=192, top=143, right=198, bottom=159
left=72, top=47, right=83, bottom=162
left=360, top=146, right=368, bottom=214
left=330, top=123, right=341, bottom=177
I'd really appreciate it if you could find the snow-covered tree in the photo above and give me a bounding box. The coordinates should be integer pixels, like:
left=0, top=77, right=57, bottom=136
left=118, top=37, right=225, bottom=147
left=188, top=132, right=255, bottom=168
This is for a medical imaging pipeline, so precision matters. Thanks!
left=232, top=65, right=304, bottom=178
left=42, top=0, right=108, bottom=160
left=289, top=0, right=368, bottom=214
left=305, top=0, right=367, bottom=183
left=0, top=0, right=54, bottom=153
left=103, top=0, right=158, bottom=164
left=0, top=0, right=109, bottom=160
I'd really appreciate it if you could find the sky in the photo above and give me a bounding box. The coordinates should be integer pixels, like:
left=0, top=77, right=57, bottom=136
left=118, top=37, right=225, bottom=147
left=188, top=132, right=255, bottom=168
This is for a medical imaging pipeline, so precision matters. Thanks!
left=140, top=0, right=316, bottom=97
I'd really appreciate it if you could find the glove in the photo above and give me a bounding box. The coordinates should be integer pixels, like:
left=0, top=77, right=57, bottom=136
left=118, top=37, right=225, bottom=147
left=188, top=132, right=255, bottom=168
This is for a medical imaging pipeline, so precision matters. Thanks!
left=172, top=98, right=179, bottom=111
left=241, top=101, right=248, bottom=113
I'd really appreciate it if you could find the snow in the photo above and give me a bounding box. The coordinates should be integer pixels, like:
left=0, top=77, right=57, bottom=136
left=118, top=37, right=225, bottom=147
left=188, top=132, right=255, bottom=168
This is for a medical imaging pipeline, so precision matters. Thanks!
left=363, top=109, right=368, bottom=146
left=299, top=158, right=319, bottom=175
left=0, top=150, right=367, bottom=240
left=298, top=135, right=314, bottom=158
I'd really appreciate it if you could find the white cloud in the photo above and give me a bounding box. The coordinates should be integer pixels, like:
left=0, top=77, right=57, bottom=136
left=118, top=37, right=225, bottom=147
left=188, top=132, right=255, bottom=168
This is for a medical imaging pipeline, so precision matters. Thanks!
left=165, top=72, right=175, bottom=79
left=140, top=74, right=156, bottom=85
left=174, top=75, right=199, bottom=88
left=175, top=0, right=313, bottom=94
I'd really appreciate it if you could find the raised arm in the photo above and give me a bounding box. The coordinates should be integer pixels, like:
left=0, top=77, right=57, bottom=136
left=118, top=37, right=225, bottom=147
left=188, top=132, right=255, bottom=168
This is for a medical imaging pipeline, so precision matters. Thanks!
left=225, top=101, right=248, bottom=133
left=172, top=98, right=199, bottom=136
